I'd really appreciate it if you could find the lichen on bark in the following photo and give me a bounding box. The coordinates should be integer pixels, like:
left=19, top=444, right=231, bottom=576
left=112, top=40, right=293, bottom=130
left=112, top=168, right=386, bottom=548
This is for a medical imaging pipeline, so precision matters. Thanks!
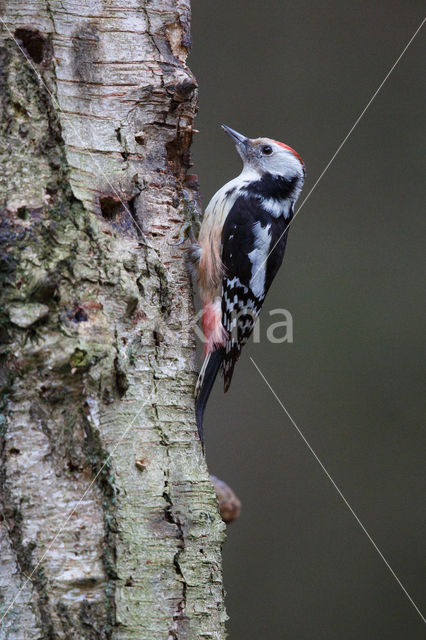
left=0, top=2, right=226, bottom=639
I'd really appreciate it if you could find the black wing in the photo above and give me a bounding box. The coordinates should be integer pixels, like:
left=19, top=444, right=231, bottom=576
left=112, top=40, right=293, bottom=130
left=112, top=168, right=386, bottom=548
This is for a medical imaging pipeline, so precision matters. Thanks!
left=220, top=195, right=291, bottom=391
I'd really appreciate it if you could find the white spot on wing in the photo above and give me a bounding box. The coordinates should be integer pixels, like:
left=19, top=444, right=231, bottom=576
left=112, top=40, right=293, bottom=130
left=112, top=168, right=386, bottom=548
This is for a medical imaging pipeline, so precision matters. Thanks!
left=247, top=222, right=271, bottom=298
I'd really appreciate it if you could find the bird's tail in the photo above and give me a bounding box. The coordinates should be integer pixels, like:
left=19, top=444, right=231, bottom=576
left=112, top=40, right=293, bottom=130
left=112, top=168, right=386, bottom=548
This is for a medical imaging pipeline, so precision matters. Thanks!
left=195, top=348, right=224, bottom=445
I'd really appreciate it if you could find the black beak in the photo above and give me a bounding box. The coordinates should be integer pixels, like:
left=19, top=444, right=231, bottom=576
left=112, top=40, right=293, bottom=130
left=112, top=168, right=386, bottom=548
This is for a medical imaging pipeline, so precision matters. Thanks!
left=221, top=125, right=249, bottom=147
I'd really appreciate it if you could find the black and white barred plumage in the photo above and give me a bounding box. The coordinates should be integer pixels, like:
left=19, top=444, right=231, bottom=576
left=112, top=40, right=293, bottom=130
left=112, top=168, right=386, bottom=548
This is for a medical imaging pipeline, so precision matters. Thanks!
left=193, top=126, right=305, bottom=443
left=221, top=189, right=292, bottom=389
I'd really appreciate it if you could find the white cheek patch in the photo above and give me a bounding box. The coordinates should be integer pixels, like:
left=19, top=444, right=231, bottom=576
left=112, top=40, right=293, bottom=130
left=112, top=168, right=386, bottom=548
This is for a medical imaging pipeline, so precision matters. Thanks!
left=265, top=147, right=303, bottom=180
left=247, top=221, right=271, bottom=298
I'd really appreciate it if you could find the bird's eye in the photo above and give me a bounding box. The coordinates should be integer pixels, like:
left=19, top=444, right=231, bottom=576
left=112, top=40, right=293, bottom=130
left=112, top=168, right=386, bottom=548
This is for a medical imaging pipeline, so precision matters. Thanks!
left=261, top=145, right=273, bottom=155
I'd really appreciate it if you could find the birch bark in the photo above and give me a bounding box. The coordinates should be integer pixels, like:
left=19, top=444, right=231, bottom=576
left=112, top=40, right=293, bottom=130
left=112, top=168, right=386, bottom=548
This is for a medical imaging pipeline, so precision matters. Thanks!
left=0, top=2, right=226, bottom=638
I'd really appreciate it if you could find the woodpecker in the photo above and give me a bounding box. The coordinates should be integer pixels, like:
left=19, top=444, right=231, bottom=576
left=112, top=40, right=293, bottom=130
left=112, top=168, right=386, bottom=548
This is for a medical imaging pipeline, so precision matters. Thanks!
left=191, top=125, right=305, bottom=443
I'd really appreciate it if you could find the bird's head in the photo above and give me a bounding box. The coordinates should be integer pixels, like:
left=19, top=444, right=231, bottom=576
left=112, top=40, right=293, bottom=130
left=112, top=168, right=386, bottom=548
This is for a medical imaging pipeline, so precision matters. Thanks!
left=222, top=124, right=305, bottom=186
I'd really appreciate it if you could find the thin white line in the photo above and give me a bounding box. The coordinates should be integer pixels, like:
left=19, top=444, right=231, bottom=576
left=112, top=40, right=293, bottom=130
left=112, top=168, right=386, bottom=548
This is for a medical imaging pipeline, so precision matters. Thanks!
left=250, top=356, right=426, bottom=625
left=253, top=16, right=426, bottom=281
left=0, top=400, right=146, bottom=627
left=0, top=17, right=154, bottom=249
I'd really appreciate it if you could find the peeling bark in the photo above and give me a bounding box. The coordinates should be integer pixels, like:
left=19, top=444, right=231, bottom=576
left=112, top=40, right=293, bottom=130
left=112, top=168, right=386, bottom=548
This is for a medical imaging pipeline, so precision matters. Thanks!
left=0, top=2, right=226, bottom=639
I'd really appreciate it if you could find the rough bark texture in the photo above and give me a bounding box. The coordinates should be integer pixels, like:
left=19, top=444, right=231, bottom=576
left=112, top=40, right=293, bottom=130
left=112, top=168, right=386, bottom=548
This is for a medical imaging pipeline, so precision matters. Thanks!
left=0, top=2, right=226, bottom=639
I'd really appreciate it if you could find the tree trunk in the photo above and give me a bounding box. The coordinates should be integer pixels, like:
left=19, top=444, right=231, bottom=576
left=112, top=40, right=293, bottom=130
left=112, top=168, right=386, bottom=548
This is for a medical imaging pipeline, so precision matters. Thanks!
left=0, top=2, right=226, bottom=638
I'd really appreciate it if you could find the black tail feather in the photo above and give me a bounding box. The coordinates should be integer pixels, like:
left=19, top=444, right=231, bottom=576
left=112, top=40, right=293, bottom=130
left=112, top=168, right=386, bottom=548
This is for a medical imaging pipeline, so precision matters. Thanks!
left=195, top=348, right=224, bottom=446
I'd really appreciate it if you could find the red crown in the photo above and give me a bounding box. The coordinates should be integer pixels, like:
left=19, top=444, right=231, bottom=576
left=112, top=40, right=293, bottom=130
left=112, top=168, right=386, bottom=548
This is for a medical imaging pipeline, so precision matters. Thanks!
left=272, top=140, right=304, bottom=165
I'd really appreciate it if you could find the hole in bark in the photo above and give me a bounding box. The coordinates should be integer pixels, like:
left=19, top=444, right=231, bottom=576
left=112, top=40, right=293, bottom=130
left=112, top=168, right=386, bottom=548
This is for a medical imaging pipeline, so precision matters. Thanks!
left=99, top=195, right=123, bottom=220
left=73, top=308, right=88, bottom=323
left=14, top=28, right=46, bottom=64
left=9, top=447, right=21, bottom=456
left=68, top=304, right=88, bottom=323
left=134, top=132, right=145, bottom=145
left=67, top=459, right=82, bottom=473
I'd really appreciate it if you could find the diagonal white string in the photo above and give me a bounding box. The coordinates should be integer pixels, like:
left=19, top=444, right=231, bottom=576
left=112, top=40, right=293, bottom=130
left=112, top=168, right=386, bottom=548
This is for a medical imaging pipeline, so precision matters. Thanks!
left=252, top=16, right=426, bottom=282
left=1, top=10, right=424, bottom=630
left=250, top=356, right=426, bottom=625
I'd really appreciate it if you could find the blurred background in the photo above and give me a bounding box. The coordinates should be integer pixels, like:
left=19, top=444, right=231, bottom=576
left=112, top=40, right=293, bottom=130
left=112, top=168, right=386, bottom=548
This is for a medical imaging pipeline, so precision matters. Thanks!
left=190, top=2, right=425, bottom=639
